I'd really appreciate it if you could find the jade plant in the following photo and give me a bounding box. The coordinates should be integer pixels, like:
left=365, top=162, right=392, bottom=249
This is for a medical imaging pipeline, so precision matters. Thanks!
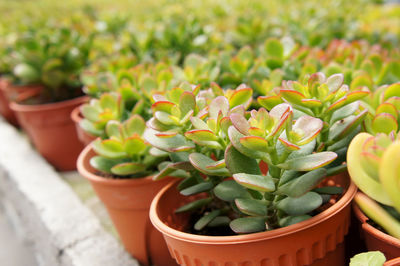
left=258, top=72, right=369, bottom=172
left=145, top=83, right=342, bottom=234
left=79, top=63, right=179, bottom=137
left=9, top=25, right=93, bottom=102
left=347, top=131, right=400, bottom=239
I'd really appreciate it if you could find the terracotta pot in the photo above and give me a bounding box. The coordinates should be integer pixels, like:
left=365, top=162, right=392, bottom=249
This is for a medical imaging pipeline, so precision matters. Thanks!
left=150, top=173, right=357, bottom=266
left=385, top=257, right=400, bottom=266
left=353, top=202, right=400, bottom=260
left=70, top=104, right=96, bottom=146
left=0, top=80, right=38, bottom=126
left=9, top=95, right=87, bottom=171
left=77, top=144, right=178, bottom=266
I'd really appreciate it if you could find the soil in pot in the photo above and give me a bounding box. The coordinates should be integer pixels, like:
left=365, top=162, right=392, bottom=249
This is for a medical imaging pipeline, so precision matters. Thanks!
left=150, top=173, right=357, bottom=266
left=77, top=144, right=177, bottom=266
left=353, top=202, right=400, bottom=261
left=9, top=86, right=87, bottom=171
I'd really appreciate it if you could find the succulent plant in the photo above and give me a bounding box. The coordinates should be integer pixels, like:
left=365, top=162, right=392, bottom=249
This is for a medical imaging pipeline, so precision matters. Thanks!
left=224, top=103, right=339, bottom=233
left=90, top=115, right=168, bottom=178
left=145, top=82, right=341, bottom=234
left=10, top=25, right=93, bottom=102
left=347, top=132, right=400, bottom=239
left=258, top=72, right=369, bottom=172
left=362, top=83, right=400, bottom=135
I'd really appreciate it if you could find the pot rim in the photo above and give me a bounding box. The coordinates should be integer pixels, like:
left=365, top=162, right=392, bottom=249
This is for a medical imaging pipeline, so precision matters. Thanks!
left=9, top=94, right=89, bottom=112
left=77, top=143, right=157, bottom=187
left=70, top=105, right=83, bottom=124
left=353, top=200, right=400, bottom=248
left=149, top=171, right=357, bottom=245
left=384, top=257, right=400, bottom=266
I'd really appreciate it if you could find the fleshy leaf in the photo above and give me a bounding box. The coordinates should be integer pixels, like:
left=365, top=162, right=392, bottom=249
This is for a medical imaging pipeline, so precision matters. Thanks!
left=232, top=173, right=275, bottom=192
left=235, top=198, right=267, bottom=216
left=277, top=168, right=327, bottom=197
left=229, top=87, right=252, bottom=108
left=111, top=162, right=146, bottom=176
left=230, top=217, right=266, bottom=233
left=185, top=129, right=218, bottom=142
left=214, top=180, right=250, bottom=201
left=349, top=251, right=386, bottom=266
left=277, top=152, right=337, bottom=171
left=175, top=198, right=213, bottom=213
left=189, top=153, right=230, bottom=176
left=239, top=136, right=269, bottom=153
left=180, top=182, right=214, bottom=196
left=276, top=192, right=322, bottom=215
left=194, top=210, right=221, bottom=231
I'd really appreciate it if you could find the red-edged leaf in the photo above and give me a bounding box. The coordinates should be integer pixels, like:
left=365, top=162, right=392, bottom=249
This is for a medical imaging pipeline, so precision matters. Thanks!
left=151, top=101, right=175, bottom=113
left=232, top=173, right=275, bottom=192
left=292, top=116, right=323, bottom=145
left=346, top=91, right=369, bottom=103
left=279, top=138, right=300, bottom=150
left=280, top=89, right=306, bottom=105
left=383, top=83, right=400, bottom=101
left=230, top=113, right=250, bottom=135
left=376, top=103, right=398, bottom=119
left=111, top=162, right=146, bottom=176
left=185, top=129, right=218, bottom=142
left=257, top=95, right=283, bottom=110
left=277, top=152, right=337, bottom=171
left=124, top=136, right=147, bottom=155
left=326, top=97, right=347, bottom=114
left=209, top=96, right=229, bottom=119
left=155, top=132, right=178, bottom=138
left=179, top=91, right=196, bottom=115
left=206, top=159, right=226, bottom=169
left=372, top=113, right=398, bottom=134
left=300, top=98, right=322, bottom=108
left=190, top=116, right=209, bottom=130
left=326, top=73, right=344, bottom=92
left=229, top=87, right=253, bottom=108
left=239, top=136, right=268, bottom=153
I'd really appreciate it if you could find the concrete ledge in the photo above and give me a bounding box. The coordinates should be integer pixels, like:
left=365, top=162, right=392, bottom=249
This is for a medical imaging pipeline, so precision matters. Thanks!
left=0, top=118, right=138, bottom=266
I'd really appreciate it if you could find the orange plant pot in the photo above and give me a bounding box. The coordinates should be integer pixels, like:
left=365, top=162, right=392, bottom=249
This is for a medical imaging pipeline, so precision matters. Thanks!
left=77, top=144, right=177, bottom=266
left=70, top=104, right=96, bottom=146
left=353, top=202, right=400, bottom=260
left=0, top=78, right=19, bottom=126
left=385, top=257, right=400, bottom=266
left=10, top=94, right=87, bottom=171
left=150, top=173, right=357, bottom=266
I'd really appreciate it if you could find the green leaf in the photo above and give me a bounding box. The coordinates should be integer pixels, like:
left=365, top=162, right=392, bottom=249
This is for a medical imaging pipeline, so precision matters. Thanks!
left=313, top=186, right=343, bottom=195
left=278, top=215, right=311, bottom=227
left=329, top=110, right=368, bottom=142
left=214, top=180, right=251, bottom=201
left=111, top=162, right=146, bottom=176
left=277, top=152, right=337, bottom=171
left=276, top=192, right=323, bottom=215
left=185, top=129, right=218, bottom=142
left=208, top=216, right=231, bottom=227
left=92, top=139, right=126, bottom=159
left=230, top=217, right=266, bottom=234
left=144, top=128, right=195, bottom=152
left=330, top=101, right=360, bottom=124
left=194, top=210, right=221, bottom=231
left=89, top=156, right=121, bottom=173
left=177, top=176, right=199, bottom=190
left=124, top=115, right=146, bottom=136
left=175, top=197, right=212, bottom=213
left=189, top=153, right=230, bottom=176
left=228, top=126, right=266, bottom=159
left=225, top=144, right=261, bottom=175
left=180, top=182, right=213, bottom=196
left=326, top=73, right=343, bottom=92
left=209, top=96, right=229, bottom=119
left=233, top=173, right=275, bottom=192
left=229, top=88, right=252, bottom=108
left=124, top=137, right=147, bottom=156
left=372, top=113, right=398, bottom=134
left=277, top=168, right=327, bottom=197
left=179, top=91, right=196, bottom=116
left=265, top=38, right=283, bottom=59
left=81, top=105, right=100, bottom=122
left=349, top=251, right=386, bottom=266
left=235, top=198, right=267, bottom=216
left=239, top=136, right=269, bottom=153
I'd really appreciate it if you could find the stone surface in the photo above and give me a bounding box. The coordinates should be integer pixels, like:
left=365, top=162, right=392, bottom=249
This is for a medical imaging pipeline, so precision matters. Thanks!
left=0, top=118, right=138, bottom=266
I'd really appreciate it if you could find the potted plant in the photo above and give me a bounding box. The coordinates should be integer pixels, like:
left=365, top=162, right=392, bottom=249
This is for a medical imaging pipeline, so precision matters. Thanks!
left=145, top=81, right=357, bottom=265
left=7, top=24, right=93, bottom=170
left=74, top=62, right=179, bottom=145
left=76, top=86, right=184, bottom=265
left=347, top=82, right=400, bottom=260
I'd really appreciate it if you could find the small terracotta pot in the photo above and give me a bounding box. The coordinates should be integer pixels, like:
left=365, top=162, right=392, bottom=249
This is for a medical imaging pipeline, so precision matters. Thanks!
left=353, top=202, right=400, bottom=260
left=10, top=94, right=87, bottom=171
left=70, top=104, right=96, bottom=146
left=384, top=257, right=400, bottom=266
left=77, top=144, right=177, bottom=266
left=0, top=79, right=23, bottom=126
left=150, top=173, right=357, bottom=266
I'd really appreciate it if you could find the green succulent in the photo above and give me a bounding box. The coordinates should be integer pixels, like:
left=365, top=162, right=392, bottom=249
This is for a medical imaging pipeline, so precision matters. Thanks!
left=145, top=82, right=341, bottom=234
left=348, top=132, right=400, bottom=239
left=90, top=115, right=167, bottom=178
